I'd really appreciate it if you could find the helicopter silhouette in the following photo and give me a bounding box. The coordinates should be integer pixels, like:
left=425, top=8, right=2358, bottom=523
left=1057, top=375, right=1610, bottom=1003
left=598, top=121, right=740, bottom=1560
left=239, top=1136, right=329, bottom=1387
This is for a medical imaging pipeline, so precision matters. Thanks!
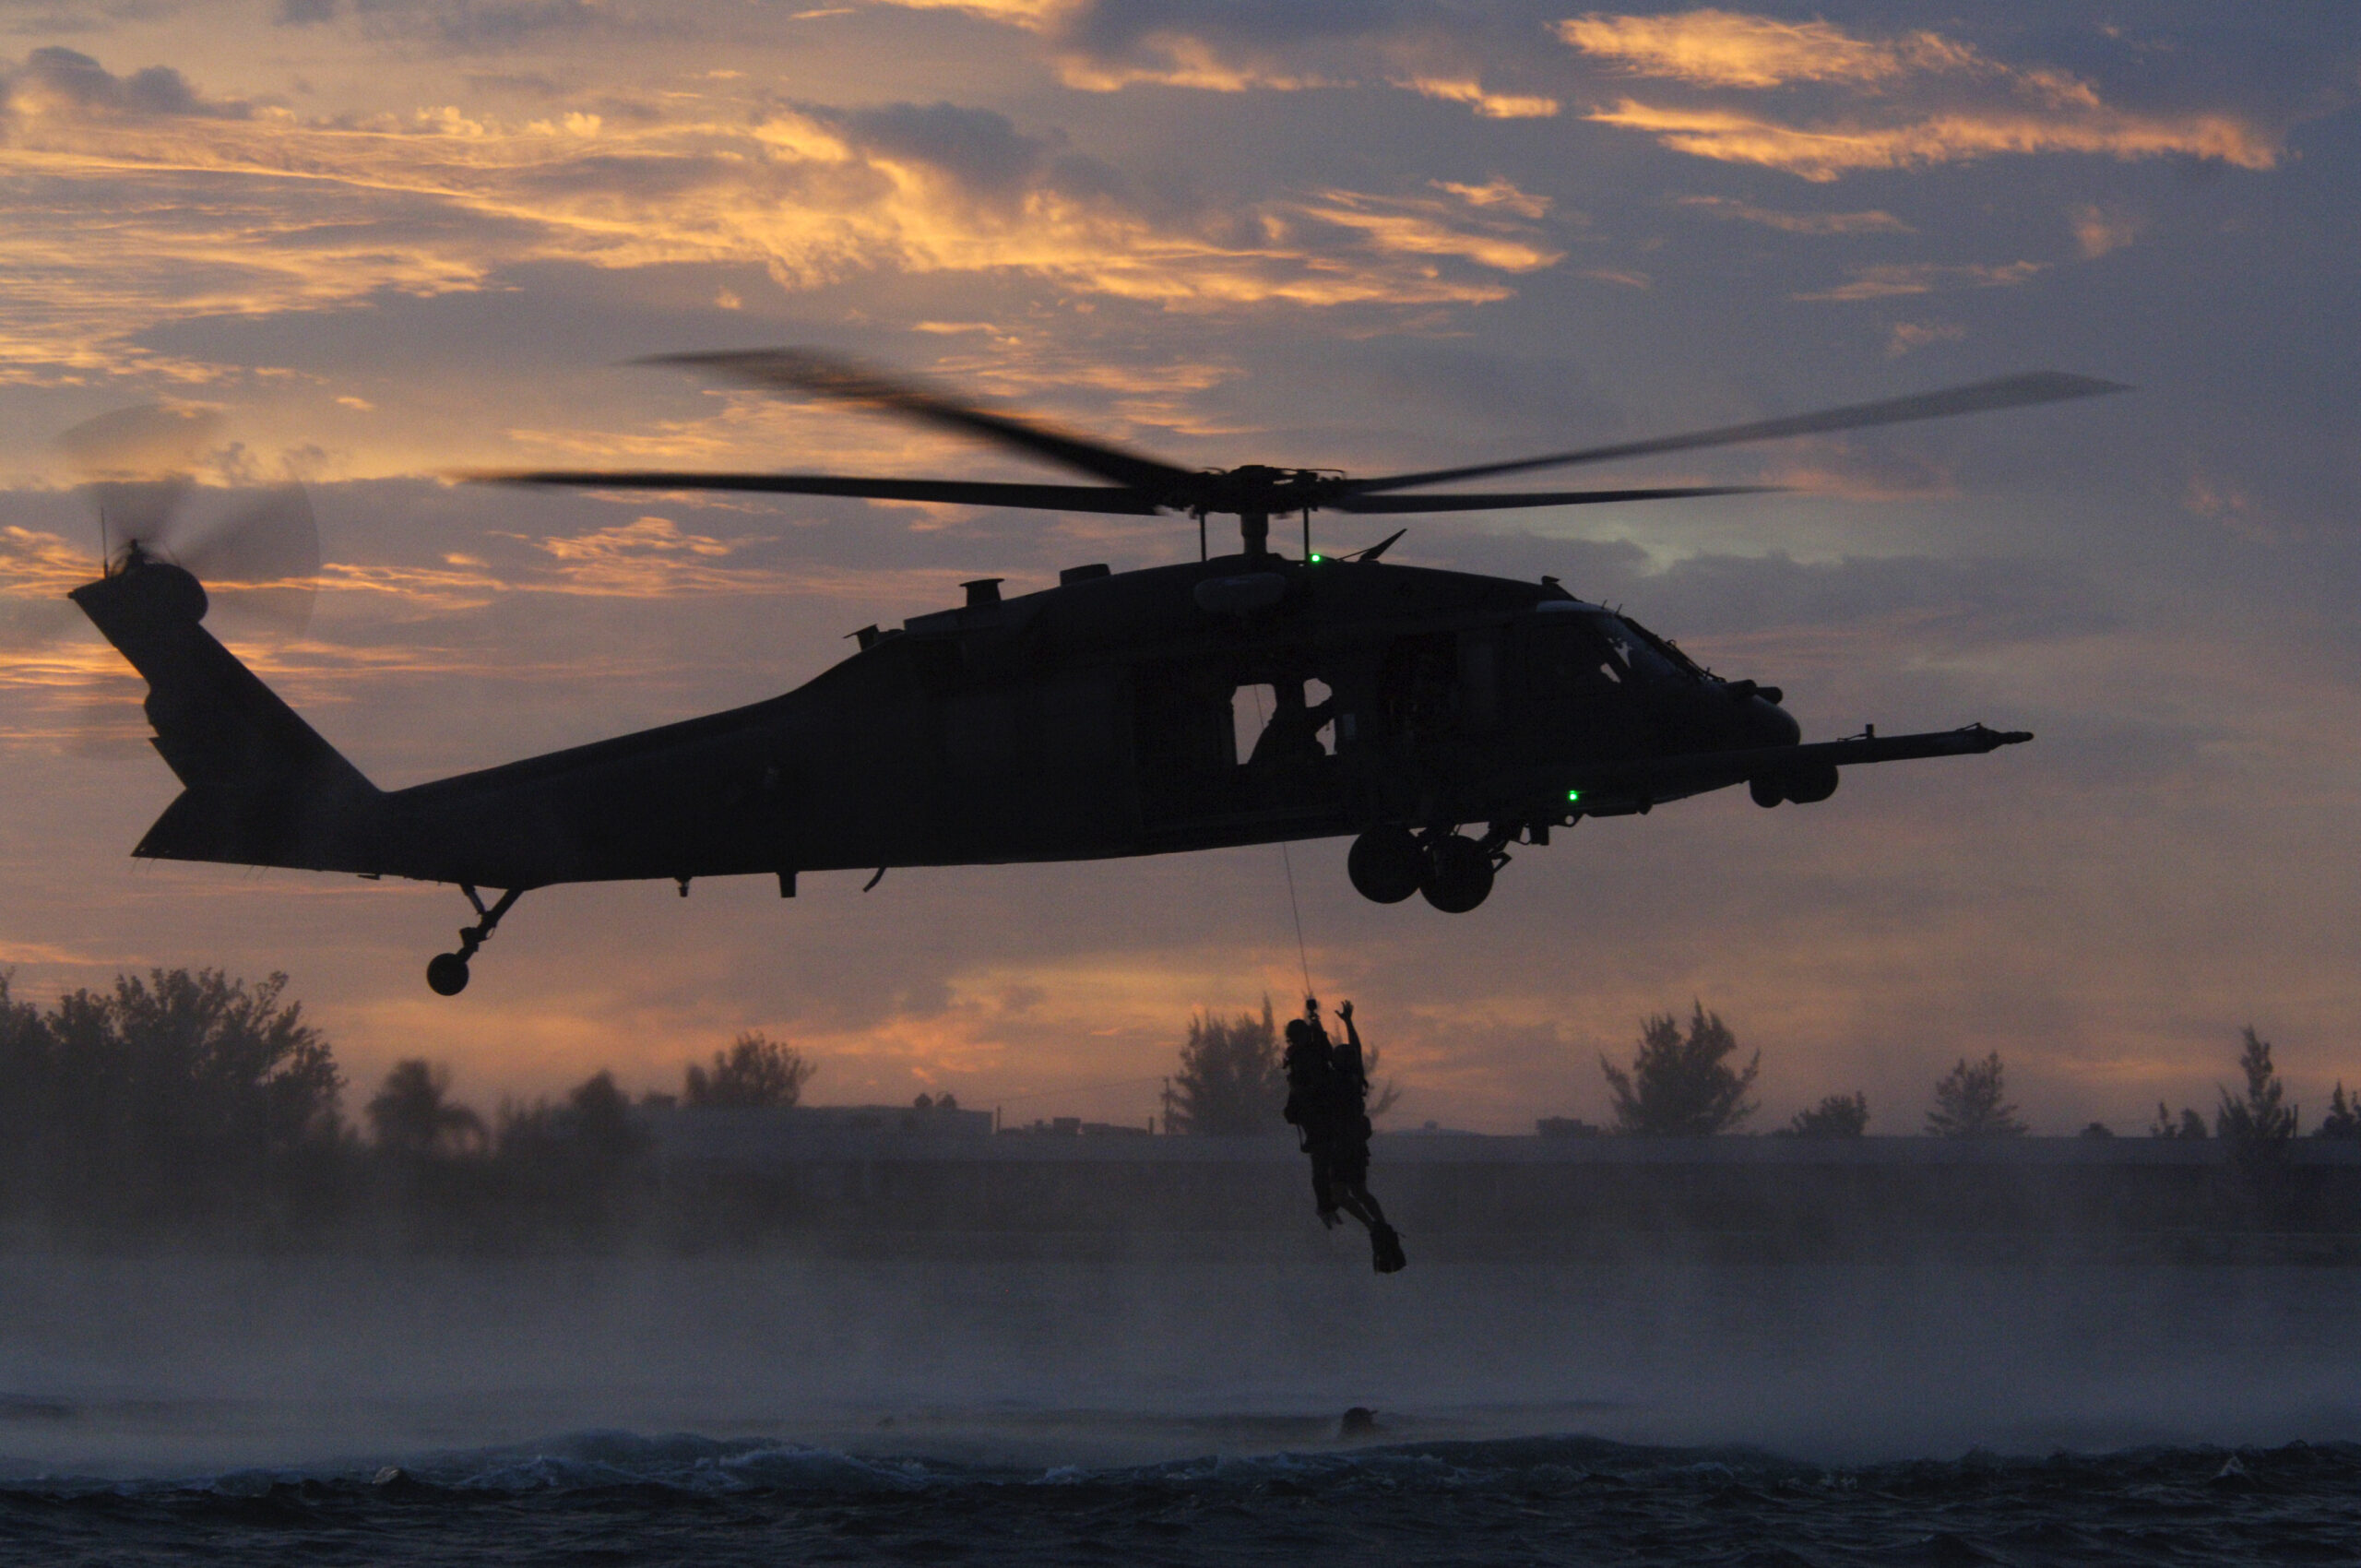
left=68, top=352, right=2120, bottom=994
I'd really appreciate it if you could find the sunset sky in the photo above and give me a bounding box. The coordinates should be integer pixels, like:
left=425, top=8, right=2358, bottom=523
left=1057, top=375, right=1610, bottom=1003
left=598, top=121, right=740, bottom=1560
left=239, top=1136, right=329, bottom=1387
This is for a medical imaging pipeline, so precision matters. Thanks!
left=0, top=1, right=2355, bottom=1134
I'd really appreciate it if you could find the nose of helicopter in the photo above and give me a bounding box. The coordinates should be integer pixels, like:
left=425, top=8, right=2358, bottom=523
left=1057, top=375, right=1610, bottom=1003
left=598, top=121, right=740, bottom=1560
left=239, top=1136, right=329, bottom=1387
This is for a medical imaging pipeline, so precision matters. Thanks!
left=1738, top=691, right=1801, bottom=748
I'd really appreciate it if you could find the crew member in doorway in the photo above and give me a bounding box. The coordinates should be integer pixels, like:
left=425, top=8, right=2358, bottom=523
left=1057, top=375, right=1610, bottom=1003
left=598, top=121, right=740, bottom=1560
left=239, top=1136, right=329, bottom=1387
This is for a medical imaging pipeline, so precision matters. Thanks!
left=1283, top=999, right=1406, bottom=1273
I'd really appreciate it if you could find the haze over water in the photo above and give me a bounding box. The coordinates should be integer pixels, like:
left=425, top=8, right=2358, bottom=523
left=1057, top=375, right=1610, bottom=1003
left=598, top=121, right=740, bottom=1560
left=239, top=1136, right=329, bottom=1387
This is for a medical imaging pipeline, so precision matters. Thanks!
left=12, top=1254, right=2360, bottom=1472
left=1, top=1254, right=2355, bottom=1563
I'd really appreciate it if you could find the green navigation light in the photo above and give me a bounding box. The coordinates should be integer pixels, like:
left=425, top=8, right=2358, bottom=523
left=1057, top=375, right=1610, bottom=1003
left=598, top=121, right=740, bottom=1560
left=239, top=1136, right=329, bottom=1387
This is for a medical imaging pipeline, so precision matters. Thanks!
left=1309, top=552, right=1323, bottom=564
left=1567, top=789, right=1582, bottom=802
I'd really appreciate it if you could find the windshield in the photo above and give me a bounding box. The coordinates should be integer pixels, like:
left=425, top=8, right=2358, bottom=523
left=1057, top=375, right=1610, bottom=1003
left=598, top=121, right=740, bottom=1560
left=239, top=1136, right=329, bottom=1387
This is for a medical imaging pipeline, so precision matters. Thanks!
left=1599, top=613, right=1702, bottom=682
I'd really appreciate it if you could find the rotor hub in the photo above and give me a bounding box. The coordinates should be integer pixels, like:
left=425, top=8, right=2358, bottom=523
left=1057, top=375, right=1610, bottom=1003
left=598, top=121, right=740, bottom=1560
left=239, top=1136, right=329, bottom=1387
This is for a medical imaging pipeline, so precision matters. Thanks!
left=1189, top=465, right=1329, bottom=517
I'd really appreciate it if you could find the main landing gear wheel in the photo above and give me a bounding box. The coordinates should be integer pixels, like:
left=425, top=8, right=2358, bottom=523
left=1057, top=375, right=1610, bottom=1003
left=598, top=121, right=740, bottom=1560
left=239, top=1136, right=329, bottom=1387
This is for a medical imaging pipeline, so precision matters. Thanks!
left=1347, top=826, right=1424, bottom=904
left=425, top=953, right=470, bottom=995
left=1420, top=834, right=1495, bottom=914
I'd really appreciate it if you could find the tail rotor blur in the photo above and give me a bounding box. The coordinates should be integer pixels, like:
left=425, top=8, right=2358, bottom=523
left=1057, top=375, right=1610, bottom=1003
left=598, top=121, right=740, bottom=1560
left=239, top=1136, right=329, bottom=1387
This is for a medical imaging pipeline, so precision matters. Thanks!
left=42, top=406, right=324, bottom=760
left=58, top=405, right=320, bottom=636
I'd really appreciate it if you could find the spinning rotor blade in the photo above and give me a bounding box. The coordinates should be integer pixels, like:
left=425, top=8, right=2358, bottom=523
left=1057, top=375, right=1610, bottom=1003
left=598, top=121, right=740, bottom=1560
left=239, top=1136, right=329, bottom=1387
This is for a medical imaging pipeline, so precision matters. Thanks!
left=179, top=484, right=321, bottom=634
left=57, top=407, right=320, bottom=632
left=46, top=409, right=320, bottom=762
left=60, top=405, right=226, bottom=563
left=471, top=469, right=1163, bottom=515
left=58, top=404, right=225, bottom=481
left=84, top=478, right=192, bottom=548
left=1332, top=484, right=1777, bottom=514
left=643, top=350, right=1198, bottom=496
left=1346, top=371, right=2129, bottom=496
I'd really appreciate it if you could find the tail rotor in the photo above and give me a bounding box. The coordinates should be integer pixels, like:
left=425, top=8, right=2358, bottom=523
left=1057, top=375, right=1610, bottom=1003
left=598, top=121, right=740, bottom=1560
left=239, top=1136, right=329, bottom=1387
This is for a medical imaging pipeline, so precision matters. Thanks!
left=60, top=404, right=321, bottom=636
left=42, top=406, right=324, bottom=759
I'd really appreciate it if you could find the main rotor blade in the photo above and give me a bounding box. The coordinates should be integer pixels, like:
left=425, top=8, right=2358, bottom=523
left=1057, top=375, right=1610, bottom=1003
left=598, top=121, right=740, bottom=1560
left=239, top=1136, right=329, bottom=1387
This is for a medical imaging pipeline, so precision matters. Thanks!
left=472, top=469, right=1165, bottom=515
left=59, top=405, right=223, bottom=481
left=1332, top=484, right=1776, bottom=514
left=641, top=350, right=1199, bottom=496
left=1347, top=372, right=2128, bottom=496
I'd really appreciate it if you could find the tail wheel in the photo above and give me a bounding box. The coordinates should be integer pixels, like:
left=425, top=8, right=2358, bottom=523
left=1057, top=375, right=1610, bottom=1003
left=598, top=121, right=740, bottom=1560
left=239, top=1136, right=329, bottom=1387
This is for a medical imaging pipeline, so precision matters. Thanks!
left=1420, top=834, right=1495, bottom=914
left=425, top=953, right=471, bottom=996
left=1347, top=826, right=1424, bottom=904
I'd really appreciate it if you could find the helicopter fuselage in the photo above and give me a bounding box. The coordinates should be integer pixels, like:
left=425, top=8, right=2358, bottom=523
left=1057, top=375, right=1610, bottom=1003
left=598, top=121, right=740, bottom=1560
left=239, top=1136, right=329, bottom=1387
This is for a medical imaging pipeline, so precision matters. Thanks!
left=365, top=551, right=1801, bottom=885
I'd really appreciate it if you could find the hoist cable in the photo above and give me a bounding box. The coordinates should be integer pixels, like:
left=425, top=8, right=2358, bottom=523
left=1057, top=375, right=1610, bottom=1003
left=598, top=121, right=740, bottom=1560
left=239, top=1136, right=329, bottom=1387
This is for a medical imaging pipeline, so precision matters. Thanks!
left=1279, top=837, right=1313, bottom=1004
left=1247, top=683, right=1317, bottom=1004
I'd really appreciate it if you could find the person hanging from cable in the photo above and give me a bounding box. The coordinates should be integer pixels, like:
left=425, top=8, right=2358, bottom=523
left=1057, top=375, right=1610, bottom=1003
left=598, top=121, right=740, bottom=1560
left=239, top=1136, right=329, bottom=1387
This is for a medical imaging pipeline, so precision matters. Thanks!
left=1283, top=997, right=1406, bottom=1273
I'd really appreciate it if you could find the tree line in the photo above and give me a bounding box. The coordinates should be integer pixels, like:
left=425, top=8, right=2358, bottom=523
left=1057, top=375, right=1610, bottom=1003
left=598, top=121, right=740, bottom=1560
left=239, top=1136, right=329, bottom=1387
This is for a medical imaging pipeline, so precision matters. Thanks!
left=5, top=965, right=2350, bottom=1247
left=0, top=968, right=819, bottom=1244
left=1159, top=993, right=2361, bottom=1152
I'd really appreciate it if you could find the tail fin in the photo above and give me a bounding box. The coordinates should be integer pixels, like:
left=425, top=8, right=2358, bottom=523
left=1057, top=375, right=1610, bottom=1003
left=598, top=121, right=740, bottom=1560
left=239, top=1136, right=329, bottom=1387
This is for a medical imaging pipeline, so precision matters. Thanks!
left=69, top=556, right=386, bottom=873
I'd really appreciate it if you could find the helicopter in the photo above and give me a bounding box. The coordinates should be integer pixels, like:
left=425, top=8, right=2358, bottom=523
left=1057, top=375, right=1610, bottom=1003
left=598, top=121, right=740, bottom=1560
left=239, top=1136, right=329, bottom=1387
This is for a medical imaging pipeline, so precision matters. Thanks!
left=66, top=352, right=2121, bottom=994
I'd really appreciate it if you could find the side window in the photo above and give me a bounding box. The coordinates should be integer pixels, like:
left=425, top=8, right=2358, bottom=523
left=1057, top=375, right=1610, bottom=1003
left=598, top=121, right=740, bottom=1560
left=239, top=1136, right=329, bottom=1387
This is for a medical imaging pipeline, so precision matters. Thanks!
left=1525, top=618, right=1622, bottom=699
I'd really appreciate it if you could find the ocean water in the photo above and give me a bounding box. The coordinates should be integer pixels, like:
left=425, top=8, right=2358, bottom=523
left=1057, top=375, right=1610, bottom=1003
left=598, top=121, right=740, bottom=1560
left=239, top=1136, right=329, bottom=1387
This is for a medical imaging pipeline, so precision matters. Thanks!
left=8, top=1430, right=2359, bottom=1566
left=1, top=1254, right=2356, bottom=1563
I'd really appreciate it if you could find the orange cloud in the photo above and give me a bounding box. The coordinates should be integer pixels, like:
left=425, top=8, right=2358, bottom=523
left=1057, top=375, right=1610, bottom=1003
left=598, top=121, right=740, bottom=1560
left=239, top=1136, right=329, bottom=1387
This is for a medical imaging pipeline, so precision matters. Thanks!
left=1559, top=10, right=1999, bottom=91
left=1052, top=34, right=1326, bottom=93
left=0, top=522, right=96, bottom=598
left=862, top=0, right=1074, bottom=26
left=521, top=516, right=753, bottom=598
left=1435, top=177, right=1556, bottom=219
left=989, top=11, right=1562, bottom=123
left=1886, top=321, right=1965, bottom=358
left=0, top=67, right=1559, bottom=400
left=1396, top=77, right=1560, bottom=119
left=1294, top=188, right=1562, bottom=275
left=1586, top=99, right=2277, bottom=182
left=1560, top=11, right=2279, bottom=180
left=1793, top=259, right=2043, bottom=302
left=1676, top=194, right=1911, bottom=233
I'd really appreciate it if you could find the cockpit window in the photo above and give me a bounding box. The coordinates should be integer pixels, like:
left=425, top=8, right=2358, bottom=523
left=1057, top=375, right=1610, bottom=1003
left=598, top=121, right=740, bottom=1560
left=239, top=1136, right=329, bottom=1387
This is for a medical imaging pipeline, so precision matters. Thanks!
left=1526, top=614, right=1626, bottom=696
left=1600, top=614, right=1700, bottom=682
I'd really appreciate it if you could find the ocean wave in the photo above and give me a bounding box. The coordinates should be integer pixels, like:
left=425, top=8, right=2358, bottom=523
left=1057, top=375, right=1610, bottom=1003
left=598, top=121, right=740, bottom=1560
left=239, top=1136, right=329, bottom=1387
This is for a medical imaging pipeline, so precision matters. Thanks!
left=6, top=1432, right=2360, bottom=1568
left=9, top=1427, right=2354, bottom=1503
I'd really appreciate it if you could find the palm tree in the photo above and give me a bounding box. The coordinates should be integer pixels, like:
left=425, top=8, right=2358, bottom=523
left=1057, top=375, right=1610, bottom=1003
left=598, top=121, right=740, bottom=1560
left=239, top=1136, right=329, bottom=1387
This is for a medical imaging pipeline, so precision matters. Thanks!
left=2217, top=1026, right=2296, bottom=1163
left=1163, top=999, right=1287, bottom=1134
left=1601, top=1004, right=1759, bottom=1135
left=1925, top=1052, right=2027, bottom=1138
